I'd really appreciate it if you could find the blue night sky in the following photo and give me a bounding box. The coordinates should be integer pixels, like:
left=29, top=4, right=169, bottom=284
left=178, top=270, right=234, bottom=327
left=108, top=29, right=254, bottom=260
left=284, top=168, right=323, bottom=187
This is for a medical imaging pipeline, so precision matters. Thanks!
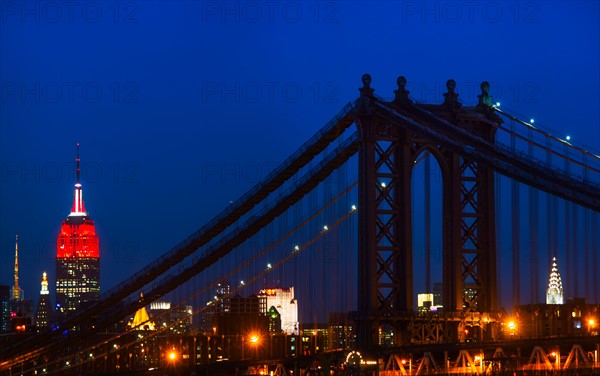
left=1, top=1, right=599, bottom=312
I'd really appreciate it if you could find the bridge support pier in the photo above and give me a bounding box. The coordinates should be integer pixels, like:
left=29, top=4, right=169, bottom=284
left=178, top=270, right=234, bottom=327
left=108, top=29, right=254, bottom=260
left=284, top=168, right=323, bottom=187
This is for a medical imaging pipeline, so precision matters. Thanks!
left=355, top=75, right=501, bottom=350
left=356, top=75, right=414, bottom=350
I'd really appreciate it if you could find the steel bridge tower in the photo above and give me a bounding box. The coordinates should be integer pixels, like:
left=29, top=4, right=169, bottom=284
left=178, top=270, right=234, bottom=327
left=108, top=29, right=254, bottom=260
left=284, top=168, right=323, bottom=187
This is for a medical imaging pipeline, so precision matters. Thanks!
left=356, top=75, right=501, bottom=349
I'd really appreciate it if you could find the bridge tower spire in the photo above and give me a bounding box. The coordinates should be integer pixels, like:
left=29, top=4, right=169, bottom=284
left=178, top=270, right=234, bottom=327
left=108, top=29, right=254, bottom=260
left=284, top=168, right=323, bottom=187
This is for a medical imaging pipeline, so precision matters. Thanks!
left=356, top=74, right=415, bottom=348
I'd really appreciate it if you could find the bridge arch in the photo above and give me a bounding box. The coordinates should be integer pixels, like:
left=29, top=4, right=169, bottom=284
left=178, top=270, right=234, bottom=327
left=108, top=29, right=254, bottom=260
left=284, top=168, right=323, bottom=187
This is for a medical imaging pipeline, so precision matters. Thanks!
left=410, top=148, right=445, bottom=310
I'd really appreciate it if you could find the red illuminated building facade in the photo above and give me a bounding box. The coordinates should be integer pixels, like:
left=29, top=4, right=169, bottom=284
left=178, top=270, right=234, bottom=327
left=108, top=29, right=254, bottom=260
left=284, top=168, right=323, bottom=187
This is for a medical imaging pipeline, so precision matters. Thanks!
left=55, top=144, right=100, bottom=318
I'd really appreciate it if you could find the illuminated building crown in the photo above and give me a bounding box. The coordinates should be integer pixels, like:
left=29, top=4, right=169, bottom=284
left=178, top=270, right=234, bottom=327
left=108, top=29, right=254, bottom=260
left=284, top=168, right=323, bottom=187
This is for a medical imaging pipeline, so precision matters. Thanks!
left=40, top=272, right=49, bottom=295
left=57, top=143, right=99, bottom=258
left=546, top=256, right=564, bottom=304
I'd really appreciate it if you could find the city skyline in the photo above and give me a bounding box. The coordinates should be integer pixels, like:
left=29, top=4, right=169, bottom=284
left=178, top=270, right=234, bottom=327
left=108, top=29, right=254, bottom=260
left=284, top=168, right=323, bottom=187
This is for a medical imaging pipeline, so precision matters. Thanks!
left=1, top=1, right=599, bottom=321
left=2, top=3, right=600, bottom=371
left=2, top=79, right=599, bottom=374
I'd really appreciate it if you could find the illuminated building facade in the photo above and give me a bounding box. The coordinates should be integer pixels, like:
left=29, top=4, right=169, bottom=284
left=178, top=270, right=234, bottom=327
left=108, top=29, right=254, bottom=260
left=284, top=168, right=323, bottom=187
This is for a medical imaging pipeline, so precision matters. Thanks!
left=328, top=312, right=355, bottom=350
left=300, top=324, right=329, bottom=355
left=129, top=294, right=155, bottom=331
left=34, top=272, right=52, bottom=331
left=0, top=286, right=9, bottom=332
left=200, top=281, right=231, bottom=332
left=55, top=144, right=100, bottom=318
left=546, top=256, right=564, bottom=305
left=513, top=298, right=598, bottom=338
left=258, top=287, right=299, bottom=335
left=148, top=301, right=193, bottom=334
left=417, top=292, right=443, bottom=313
left=212, top=295, right=268, bottom=336
left=267, top=306, right=281, bottom=333
left=215, top=280, right=231, bottom=312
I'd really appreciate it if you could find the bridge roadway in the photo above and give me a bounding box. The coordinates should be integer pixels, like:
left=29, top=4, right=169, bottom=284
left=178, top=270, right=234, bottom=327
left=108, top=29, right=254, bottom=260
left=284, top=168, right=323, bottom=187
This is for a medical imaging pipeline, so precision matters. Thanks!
left=34, top=334, right=596, bottom=376
left=150, top=336, right=600, bottom=376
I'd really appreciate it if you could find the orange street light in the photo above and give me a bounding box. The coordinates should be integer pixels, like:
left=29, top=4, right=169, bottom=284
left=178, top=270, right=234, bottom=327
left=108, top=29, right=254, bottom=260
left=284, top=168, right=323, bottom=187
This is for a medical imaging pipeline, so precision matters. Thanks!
left=167, top=349, right=178, bottom=363
left=245, top=333, right=261, bottom=360
left=249, top=335, right=260, bottom=345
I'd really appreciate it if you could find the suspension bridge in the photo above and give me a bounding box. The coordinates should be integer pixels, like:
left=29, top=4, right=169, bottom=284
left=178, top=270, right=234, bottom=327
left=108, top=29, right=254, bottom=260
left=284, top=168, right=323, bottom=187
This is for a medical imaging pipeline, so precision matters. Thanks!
left=1, top=74, right=599, bottom=375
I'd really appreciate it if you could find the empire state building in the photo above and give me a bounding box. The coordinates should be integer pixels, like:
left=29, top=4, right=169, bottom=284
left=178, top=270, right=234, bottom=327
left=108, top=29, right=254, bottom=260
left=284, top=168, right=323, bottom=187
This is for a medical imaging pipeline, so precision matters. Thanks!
left=55, top=144, right=100, bottom=318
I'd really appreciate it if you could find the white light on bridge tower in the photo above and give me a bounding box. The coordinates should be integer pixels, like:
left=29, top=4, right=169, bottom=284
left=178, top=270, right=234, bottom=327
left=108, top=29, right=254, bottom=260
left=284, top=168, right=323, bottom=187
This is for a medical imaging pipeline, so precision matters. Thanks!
left=530, top=118, right=535, bottom=124
left=546, top=256, right=564, bottom=305
left=566, top=135, right=571, bottom=141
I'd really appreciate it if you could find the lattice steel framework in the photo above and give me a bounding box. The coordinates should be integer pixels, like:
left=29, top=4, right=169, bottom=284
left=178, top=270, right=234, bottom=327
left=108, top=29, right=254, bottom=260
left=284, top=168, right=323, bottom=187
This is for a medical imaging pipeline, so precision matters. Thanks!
left=356, top=77, right=414, bottom=348
left=459, top=157, right=485, bottom=311
left=356, top=75, right=499, bottom=349
left=454, top=134, right=497, bottom=314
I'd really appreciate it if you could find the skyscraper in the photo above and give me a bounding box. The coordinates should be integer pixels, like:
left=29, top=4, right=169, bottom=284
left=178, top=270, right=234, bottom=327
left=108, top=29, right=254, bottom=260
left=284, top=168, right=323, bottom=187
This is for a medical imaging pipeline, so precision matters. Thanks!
left=0, top=285, right=10, bottom=332
left=200, top=280, right=232, bottom=332
left=546, top=256, right=564, bottom=305
left=11, top=235, right=23, bottom=301
left=9, top=235, right=33, bottom=331
left=55, top=144, right=100, bottom=318
left=258, top=287, right=299, bottom=335
left=35, top=272, right=52, bottom=331
left=215, top=280, right=231, bottom=313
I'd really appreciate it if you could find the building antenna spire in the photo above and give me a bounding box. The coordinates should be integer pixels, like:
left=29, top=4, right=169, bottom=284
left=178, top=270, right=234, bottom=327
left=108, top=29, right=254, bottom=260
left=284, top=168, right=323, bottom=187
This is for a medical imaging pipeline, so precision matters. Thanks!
left=12, top=234, right=22, bottom=301
left=70, top=143, right=86, bottom=216
left=76, top=142, right=80, bottom=183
